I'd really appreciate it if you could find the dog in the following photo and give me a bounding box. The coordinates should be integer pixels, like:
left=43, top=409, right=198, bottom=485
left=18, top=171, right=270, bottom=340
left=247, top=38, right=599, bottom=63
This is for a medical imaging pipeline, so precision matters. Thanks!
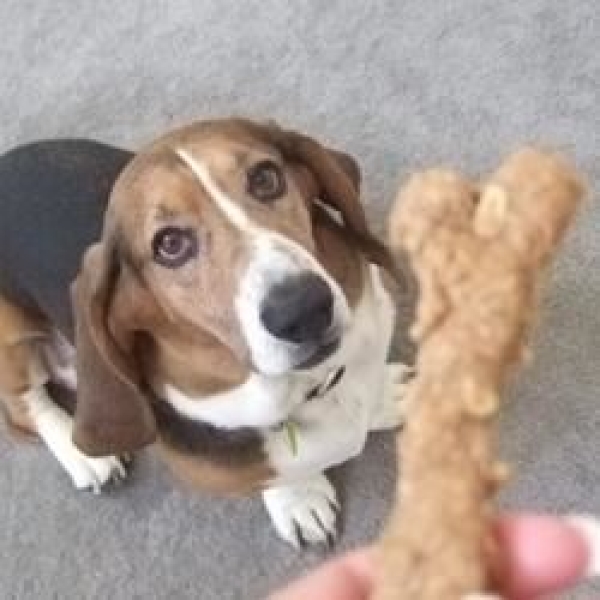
left=0, top=118, right=411, bottom=547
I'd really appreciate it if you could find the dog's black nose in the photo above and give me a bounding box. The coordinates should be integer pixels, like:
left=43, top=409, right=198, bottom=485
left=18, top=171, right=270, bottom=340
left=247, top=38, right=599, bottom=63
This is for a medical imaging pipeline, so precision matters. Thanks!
left=260, top=273, right=334, bottom=344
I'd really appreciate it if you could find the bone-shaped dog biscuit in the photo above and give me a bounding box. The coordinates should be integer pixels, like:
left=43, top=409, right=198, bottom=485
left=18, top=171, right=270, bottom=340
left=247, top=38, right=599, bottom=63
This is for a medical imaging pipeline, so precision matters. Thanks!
left=375, top=149, right=584, bottom=599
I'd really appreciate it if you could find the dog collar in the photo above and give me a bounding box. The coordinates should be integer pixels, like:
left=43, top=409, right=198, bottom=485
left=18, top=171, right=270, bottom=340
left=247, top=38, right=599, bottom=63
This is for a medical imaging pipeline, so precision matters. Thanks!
left=280, top=366, right=347, bottom=456
left=305, top=365, right=346, bottom=401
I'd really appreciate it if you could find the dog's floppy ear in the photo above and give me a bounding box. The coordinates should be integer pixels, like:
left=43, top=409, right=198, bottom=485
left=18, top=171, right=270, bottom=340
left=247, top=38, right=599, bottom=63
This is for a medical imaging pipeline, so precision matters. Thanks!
left=71, top=227, right=157, bottom=456
left=327, top=148, right=361, bottom=192
left=270, top=127, right=403, bottom=285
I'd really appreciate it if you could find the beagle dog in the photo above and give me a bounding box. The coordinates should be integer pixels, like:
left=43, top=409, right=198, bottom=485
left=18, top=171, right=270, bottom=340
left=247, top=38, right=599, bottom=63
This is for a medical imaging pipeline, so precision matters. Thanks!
left=0, top=119, right=410, bottom=547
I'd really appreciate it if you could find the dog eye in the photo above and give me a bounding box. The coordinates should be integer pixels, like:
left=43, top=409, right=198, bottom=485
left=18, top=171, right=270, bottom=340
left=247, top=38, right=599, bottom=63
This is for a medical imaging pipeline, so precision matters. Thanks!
left=152, top=227, right=198, bottom=268
left=247, top=160, right=286, bottom=202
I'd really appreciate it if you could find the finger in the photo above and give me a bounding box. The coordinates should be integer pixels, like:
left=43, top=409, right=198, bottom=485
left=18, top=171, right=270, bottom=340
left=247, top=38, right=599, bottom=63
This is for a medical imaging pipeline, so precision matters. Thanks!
left=269, top=549, right=374, bottom=600
left=493, top=514, right=599, bottom=599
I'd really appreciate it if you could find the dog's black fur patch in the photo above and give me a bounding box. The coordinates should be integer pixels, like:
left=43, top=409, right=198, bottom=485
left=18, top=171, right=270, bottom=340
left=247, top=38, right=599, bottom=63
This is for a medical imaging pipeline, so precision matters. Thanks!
left=152, top=398, right=265, bottom=466
left=0, top=139, right=133, bottom=338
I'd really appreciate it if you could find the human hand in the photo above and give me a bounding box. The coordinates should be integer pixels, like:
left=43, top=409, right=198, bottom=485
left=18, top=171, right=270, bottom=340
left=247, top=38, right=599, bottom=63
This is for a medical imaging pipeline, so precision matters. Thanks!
left=269, top=514, right=600, bottom=600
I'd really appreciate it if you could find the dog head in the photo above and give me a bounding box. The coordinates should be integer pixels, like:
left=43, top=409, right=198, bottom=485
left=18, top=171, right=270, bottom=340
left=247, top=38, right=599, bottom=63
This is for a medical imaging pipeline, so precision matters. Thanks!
left=71, top=119, right=399, bottom=455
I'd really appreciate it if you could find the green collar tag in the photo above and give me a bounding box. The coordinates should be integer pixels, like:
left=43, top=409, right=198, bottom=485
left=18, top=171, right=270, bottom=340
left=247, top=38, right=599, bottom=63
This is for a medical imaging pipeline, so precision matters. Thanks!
left=284, top=421, right=298, bottom=455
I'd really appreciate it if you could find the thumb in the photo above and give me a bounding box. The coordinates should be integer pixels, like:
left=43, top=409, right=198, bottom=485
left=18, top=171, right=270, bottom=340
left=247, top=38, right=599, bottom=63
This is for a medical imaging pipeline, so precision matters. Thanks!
left=492, top=514, right=599, bottom=599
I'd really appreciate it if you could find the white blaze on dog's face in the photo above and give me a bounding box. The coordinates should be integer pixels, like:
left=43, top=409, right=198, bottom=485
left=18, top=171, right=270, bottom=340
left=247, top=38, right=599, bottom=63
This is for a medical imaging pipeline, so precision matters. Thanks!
left=109, top=122, right=351, bottom=376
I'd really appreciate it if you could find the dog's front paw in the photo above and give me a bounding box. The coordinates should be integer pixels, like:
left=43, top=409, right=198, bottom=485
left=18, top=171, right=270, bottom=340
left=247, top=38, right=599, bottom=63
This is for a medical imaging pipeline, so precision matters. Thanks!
left=262, top=474, right=339, bottom=548
left=24, top=387, right=131, bottom=494
left=370, top=362, right=415, bottom=431
left=62, top=451, right=129, bottom=494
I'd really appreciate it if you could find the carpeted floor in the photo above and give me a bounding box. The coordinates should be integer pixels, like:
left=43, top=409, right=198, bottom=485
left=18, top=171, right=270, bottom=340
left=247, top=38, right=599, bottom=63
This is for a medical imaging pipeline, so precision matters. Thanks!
left=0, top=1, right=598, bottom=598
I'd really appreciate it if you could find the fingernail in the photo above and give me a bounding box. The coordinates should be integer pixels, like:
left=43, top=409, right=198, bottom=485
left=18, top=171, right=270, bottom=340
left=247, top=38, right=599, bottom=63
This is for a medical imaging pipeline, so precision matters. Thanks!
left=566, top=515, right=600, bottom=577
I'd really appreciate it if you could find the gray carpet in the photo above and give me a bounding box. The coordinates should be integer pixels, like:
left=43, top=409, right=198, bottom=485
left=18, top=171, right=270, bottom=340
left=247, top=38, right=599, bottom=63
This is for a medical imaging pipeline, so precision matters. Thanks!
left=0, top=1, right=598, bottom=598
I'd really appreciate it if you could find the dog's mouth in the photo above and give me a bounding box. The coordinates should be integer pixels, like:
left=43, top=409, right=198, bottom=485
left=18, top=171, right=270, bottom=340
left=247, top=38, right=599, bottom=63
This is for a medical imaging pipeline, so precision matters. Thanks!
left=294, top=337, right=341, bottom=370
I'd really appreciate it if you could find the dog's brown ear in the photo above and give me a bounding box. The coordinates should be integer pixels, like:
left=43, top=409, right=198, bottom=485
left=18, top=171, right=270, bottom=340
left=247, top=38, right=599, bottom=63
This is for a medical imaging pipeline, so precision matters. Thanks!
left=271, top=127, right=403, bottom=286
left=327, top=148, right=361, bottom=192
left=71, top=231, right=157, bottom=456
